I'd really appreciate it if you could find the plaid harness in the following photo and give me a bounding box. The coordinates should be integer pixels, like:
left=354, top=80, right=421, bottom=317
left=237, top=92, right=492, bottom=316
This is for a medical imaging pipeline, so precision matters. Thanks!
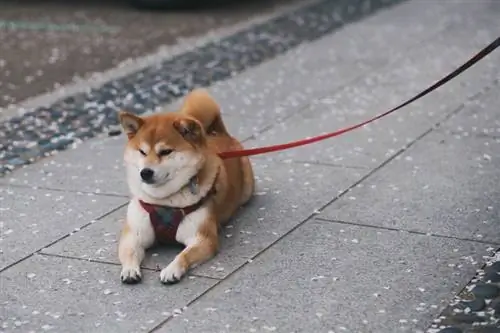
left=139, top=199, right=204, bottom=244
left=138, top=176, right=217, bottom=244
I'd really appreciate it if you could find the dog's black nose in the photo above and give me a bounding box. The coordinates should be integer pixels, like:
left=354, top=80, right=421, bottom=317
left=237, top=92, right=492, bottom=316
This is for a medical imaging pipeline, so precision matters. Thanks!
left=140, top=168, right=154, bottom=182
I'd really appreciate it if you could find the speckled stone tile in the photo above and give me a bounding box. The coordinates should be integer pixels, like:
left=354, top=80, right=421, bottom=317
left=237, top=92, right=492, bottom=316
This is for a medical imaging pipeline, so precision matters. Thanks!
left=0, top=254, right=217, bottom=333
left=151, top=0, right=464, bottom=139
left=244, top=14, right=500, bottom=168
left=319, top=122, right=500, bottom=243
left=438, top=88, right=500, bottom=140
left=0, top=0, right=407, bottom=175
left=0, top=136, right=128, bottom=195
left=203, top=0, right=464, bottom=119
left=0, top=185, right=126, bottom=272
left=42, top=159, right=364, bottom=279
left=155, top=220, right=492, bottom=333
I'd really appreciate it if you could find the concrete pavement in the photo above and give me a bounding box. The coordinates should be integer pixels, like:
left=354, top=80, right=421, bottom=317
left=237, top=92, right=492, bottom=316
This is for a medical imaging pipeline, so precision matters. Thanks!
left=1, top=0, right=500, bottom=332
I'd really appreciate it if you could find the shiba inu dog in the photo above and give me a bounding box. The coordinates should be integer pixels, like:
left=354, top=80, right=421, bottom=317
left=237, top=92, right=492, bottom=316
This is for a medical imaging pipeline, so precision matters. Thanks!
left=117, top=89, right=254, bottom=284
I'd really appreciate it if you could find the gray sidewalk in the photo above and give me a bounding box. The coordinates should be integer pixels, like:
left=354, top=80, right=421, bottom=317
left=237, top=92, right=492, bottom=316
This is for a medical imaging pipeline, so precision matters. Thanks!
left=1, top=1, right=500, bottom=332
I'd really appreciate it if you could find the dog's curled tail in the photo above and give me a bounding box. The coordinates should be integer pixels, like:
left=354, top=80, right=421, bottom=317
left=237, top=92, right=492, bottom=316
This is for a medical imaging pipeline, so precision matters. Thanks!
left=180, top=89, right=229, bottom=136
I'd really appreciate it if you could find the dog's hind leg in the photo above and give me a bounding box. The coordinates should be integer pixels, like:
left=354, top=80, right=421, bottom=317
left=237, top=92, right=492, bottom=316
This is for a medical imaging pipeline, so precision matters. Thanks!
left=239, top=156, right=255, bottom=206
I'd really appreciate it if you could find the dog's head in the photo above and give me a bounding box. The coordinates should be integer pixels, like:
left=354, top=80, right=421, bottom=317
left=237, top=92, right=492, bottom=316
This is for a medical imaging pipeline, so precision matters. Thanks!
left=118, top=111, right=207, bottom=199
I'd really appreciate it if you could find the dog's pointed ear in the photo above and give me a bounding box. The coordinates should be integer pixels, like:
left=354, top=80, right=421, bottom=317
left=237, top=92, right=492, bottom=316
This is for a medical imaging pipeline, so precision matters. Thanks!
left=173, top=117, right=204, bottom=144
left=119, top=111, right=144, bottom=139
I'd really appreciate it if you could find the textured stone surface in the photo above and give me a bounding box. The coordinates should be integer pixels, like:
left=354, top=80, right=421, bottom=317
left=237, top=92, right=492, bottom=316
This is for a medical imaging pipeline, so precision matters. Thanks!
left=0, top=185, right=125, bottom=271
left=157, top=220, right=490, bottom=333
left=438, top=328, right=463, bottom=333
left=0, top=0, right=304, bottom=108
left=244, top=14, right=500, bottom=168
left=428, top=250, right=500, bottom=333
left=0, top=0, right=406, bottom=175
left=0, top=0, right=499, bottom=332
left=471, top=283, right=500, bottom=300
left=42, top=159, right=363, bottom=279
left=0, top=113, right=262, bottom=195
left=0, top=254, right=216, bottom=333
left=0, top=136, right=128, bottom=195
left=459, top=298, right=486, bottom=312
left=192, top=0, right=461, bottom=127
left=319, top=120, right=500, bottom=243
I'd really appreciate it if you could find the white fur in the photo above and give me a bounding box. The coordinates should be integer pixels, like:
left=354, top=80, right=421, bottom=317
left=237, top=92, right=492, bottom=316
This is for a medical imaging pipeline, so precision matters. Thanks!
left=125, top=199, right=156, bottom=247
left=176, top=206, right=209, bottom=246
left=121, top=266, right=141, bottom=281
left=158, top=206, right=209, bottom=282
left=160, top=258, right=185, bottom=283
left=124, top=146, right=205, bottom=205
left=119, top=199, right=156, bottom=281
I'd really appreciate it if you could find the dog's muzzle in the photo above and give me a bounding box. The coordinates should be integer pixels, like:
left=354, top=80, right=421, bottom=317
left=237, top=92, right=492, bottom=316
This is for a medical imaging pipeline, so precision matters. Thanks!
left=140, top=168, right=155, bottom=184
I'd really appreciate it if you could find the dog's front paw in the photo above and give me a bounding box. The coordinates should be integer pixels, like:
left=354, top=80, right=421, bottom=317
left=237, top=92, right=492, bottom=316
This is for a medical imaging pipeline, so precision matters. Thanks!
left=160, top=260, right=186, bottom=285
left=121, top=266, right=142, bottom=284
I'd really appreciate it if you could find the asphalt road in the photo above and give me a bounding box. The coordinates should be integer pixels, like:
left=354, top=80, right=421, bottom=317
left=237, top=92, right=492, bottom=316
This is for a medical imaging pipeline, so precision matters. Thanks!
left=0, top=0, right=299, bottom=109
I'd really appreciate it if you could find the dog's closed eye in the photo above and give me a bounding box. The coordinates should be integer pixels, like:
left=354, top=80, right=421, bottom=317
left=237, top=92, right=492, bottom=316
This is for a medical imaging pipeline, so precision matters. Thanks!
left=158, top=149, right=173, bottom=157
left=139, top=149, right=147, bottom=156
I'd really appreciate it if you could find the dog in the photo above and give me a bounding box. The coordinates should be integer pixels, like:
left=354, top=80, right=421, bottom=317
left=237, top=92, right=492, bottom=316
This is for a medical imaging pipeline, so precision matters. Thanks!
left=117, top=89, right=254, bottom=284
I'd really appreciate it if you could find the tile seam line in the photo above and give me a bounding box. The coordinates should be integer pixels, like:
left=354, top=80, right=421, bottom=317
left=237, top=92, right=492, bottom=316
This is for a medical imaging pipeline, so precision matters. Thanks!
left=252, top=157, right=370, bottom=170
left=34, top=252, right=222, bottom=281
left=282, top=160, right=369, bottom=170
left=0, top=0, right=454, bottom=178
left=0, top=202, right=127, bottom=274
left=314, top=217, right=500, bottom=246
left=0, top=182, right=129, bottom=198
left=437, top=128, right=500, bottom=140
left=0, top=0, right=418, bottom=177
left=147, top=138, right=414, bottom=332
left=148, top=77, right=500, bottom=332
left=148, top=125, right=434, bottom=333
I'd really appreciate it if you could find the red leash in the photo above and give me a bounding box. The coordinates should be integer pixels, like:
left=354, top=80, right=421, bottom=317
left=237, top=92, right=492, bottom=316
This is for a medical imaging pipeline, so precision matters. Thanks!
left=219, top=36, right=500, bottom=159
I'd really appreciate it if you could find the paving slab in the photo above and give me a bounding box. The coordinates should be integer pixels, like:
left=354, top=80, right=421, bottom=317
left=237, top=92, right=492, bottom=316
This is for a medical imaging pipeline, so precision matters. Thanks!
left=0, top=0, right=407, bottom=175
left=0, top=1, right=499, bottom=332
left=0, top=185, right=125, bottom=272
left=0, top=254, right=217, bottom=333
left=178, top=0, right=463, bottom=124
left=439, top=86, right=500, bottom=140
left=42, top=159, right=364, bottom=279
left=0, top=136, right=128, bottom=195
left=319, top=90, right=500, bottom=243
left=117, top=0, right=461, bottom=155
left=156, top=220, right=492, bottom=333
left=244, top=11, right=500, bottom=168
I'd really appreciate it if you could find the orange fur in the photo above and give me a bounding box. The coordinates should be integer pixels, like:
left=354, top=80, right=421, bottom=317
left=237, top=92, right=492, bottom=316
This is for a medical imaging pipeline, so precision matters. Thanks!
left=117, top=89, right=254, bottom=284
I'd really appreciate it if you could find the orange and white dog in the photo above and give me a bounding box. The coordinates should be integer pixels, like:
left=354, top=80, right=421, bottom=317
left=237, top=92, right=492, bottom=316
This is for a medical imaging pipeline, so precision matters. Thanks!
left=117, top=89, right=254, bottom=284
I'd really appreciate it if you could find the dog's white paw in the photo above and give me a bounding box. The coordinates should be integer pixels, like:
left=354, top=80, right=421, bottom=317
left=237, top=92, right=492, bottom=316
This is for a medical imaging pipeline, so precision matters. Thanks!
left=160, top=260, right=186, bottom=285
left=121, top=266, right=142, bottom=284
